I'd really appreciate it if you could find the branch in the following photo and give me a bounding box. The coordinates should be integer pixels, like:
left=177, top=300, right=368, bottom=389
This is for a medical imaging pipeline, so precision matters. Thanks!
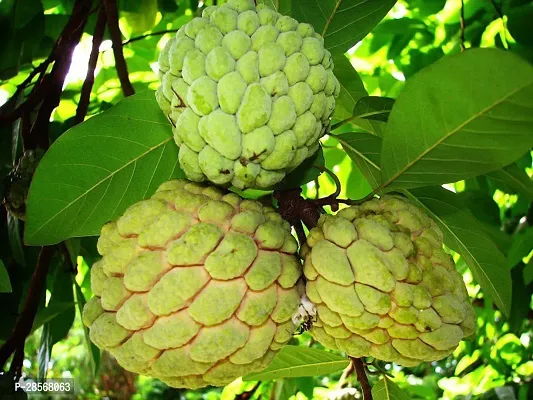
left=0, top=246, right=55, bottom=370
left=27, top=0, right=93, bottom=149
left=75, top=7, right=107, bottom=124
left=351, top=357, right=372, bottom=400
left=103, top=0, right=135, bottom=97
left=121, top=29, right=179, bottom=46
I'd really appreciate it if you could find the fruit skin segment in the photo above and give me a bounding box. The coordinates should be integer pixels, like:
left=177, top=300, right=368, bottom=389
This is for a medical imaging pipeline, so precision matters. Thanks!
left=82, top=179, right=303, bottom=389
left=301, top=195, right=476, bottom=366
left=156, top=0, right=340, bottom=190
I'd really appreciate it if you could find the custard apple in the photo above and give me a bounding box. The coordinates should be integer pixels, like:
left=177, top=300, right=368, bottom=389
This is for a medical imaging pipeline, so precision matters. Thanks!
left=82, top=179, right=303, bottom=388
left=301, top=195, right=476, bottom=367
left=156, top=0, right=340, bottom=190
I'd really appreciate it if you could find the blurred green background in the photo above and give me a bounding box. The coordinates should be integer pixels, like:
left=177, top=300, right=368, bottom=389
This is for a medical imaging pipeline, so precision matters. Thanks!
left=0, top=0, right=532, bottom=399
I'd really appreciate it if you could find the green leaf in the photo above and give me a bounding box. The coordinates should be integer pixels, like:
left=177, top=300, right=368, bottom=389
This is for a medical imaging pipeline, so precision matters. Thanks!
left=31, top=302, right=76, bottom=334
left=353, top=96, right=395, bottom=122
left=372, top=377, right=410, bottom=400
left=47, top=268, right=75, bottom=344
left=74, top=279, right=100, bottom=376
left=0, top=260, right=12, bottom=293
left=372, top=18, right=427, bottom=35
left=406, top=186, right=512, bottom=317
left=508, top=3, right=533, bottom=47
left=242, top=345, right=349, bottom=381
left=25, top=91, right=183, bottom=246
left=487, top=163, right=533, bottom=201
left=273, top=379, right=297, bottom=400
left=332, top=54, right=368, bottom=121
left=7, top=214, right=25, bottom=267
left=455, top=190, right=512, bottom=255
left=275, top=148, right=325, bottom=190
left=38, top=324, right=52, bottom=380
left=381, top=48, right=533, bottom=190
left=525, top=260, right=533, bottom=285
left=509, top=263, right=533, bottom=332
left=292, top=0, right=396, bottom=56
left=507, top=227, right=533, bottom=268
left=336, top=132, right=382, bottom=189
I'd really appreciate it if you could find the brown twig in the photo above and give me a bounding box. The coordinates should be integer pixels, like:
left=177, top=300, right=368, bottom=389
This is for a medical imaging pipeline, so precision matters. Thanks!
left=75, top=7, right=107, bottom=124
left=352, top=357, right=372, bottom=400
left=337, top=359, right=356, bottom=388
left=103, top=0, right=135, bottom=97
left=27, top=0, right=93, bottom=149
left=0, top=246, right=55, bottom=370
left=8, top=343, right=25, bottom=381
left=121, top=29, right=179, bottom=46
left=460, top=0, right=466, bottom=52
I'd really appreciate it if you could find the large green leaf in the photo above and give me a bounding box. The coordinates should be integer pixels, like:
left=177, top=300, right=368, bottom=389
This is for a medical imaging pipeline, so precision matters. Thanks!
left=508, top=3, right=533, bottom=47
left=336, top=132, right=382, bottom=189
left=332, top=54, right=368, bottom=121
left=25, top=91, right=183, bottom=246
left=292, top=0, right=397, bottom=56
left=242, top=346, right=349, bottom=381
left=507, top=227, right=533, bottom=268
left=381, top=48, right=533, bottom=190
left=407, top=186, right=512, bottom=316
left=32, top=302, right=75, bottom=333
left=372, top=377, right=410, bottom=400
left=352, top=96, right=395, bottom=123
left=487, top=163, right=533, bottom=201
left=0, top=260, right=12, bottom=293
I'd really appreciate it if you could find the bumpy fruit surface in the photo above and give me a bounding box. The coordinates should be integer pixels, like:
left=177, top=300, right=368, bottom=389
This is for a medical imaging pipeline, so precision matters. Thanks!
left=156, top=0, right=340, bottom=190
left=301, top=195, right=476, bottom=366
left=82, top=179, right=302, bottom=388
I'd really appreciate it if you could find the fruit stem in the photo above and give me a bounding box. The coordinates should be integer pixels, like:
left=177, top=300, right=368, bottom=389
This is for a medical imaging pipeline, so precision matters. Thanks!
left=351, top=357, right=373, bottom=400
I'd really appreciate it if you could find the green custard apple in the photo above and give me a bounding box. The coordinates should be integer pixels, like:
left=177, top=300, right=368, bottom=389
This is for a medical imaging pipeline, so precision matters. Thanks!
left=156, top=0, right=340, bottom=189
left=301, top=195, right=476, bottom=366
left=82, top=179, right=303, bottom=388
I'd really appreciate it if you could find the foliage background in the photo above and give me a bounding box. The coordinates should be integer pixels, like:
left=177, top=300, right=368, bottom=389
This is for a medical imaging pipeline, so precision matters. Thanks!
left=0, top=0, right=532, bottom=399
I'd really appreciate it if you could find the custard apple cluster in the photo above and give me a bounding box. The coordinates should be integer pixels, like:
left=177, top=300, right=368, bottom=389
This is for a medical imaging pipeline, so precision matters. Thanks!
left=82, top=179, right=303, bottom=389
left=156, top=0, right=340, bottom=190
left=301, top=195, right=476, bottom=366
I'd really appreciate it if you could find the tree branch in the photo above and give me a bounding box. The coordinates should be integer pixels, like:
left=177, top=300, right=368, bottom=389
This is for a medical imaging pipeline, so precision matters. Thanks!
left=352, top=357, right=372, bottom=400
left=103, top=0, right=135, bottom=97
left=27, top=0, right=93, bottom=149
left=0, top=246, right=55, bottom=370
left=75, top=7, right=107, bottom=124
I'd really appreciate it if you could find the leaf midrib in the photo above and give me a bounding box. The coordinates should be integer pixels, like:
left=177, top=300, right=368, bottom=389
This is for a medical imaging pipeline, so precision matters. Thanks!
left=28, top=137, right=173, bottom=240
left=321, top=0, right=343, bottom=37
left=337, top=135, right=380, bottom=171
left=249, top=359, right=347, bottom=378
left=382, top=79, right=533, bottom=190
